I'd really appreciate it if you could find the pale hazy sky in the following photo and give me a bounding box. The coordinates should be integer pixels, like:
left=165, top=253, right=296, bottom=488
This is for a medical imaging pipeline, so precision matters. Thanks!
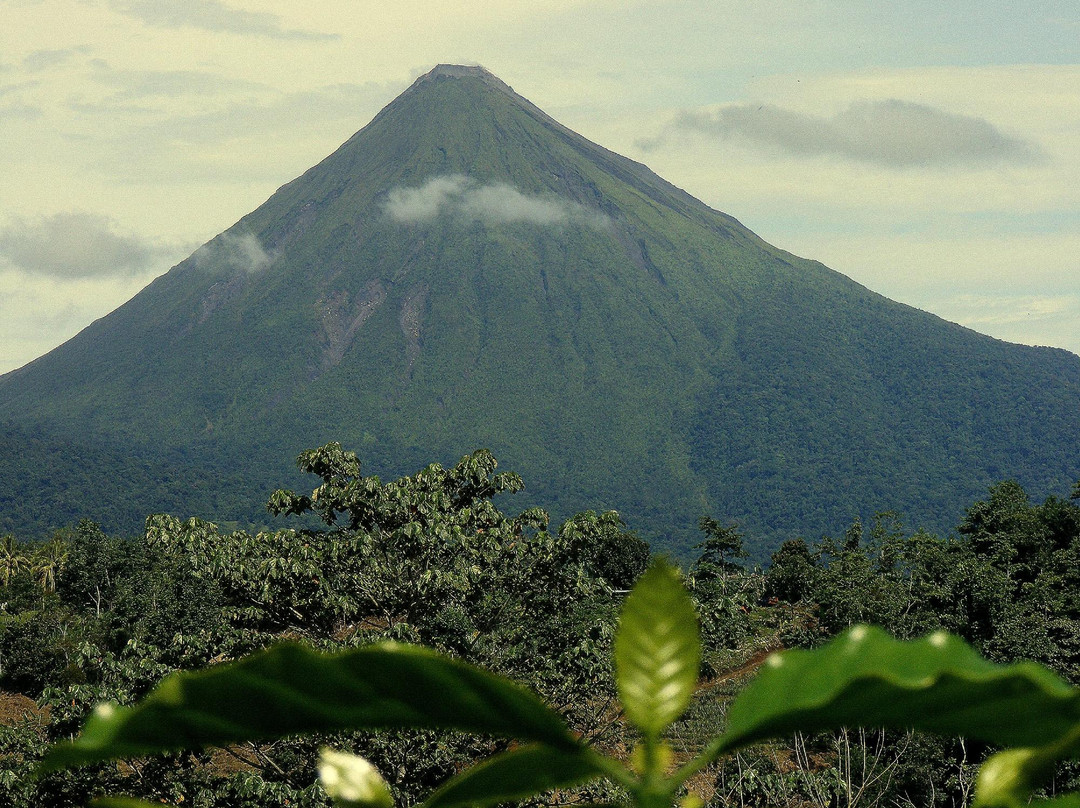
left=2, top=0, right=1078, bottom=372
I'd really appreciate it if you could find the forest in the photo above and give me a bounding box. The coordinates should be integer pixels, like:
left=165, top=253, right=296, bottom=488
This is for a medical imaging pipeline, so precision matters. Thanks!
left=2, top=440, right=1080, bottom=808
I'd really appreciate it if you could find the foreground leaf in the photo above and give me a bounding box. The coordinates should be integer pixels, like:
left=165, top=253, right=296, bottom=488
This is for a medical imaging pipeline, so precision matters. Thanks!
left=974, top=726, right=1080, bottom=808
left=614, top=560, right=701, bottom=737
left=723, top=625, right=1080, bottom=751
left=422, top=744, right=604, bottom=808
left=974, top=748, right=1049, bottom=808
left=40, top=641, right=578, bottom=773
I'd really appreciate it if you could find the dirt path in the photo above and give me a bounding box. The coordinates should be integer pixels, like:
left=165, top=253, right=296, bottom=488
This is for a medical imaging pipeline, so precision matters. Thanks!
left=701, top=644, right=783, bottom=692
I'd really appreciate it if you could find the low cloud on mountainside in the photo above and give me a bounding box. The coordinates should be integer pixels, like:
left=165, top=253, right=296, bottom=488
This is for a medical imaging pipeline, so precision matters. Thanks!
left=646, top=99, right=1039, bottom=168
left=0, top=211, right=179, bottom=279
left=192, top=232, right=274, bottom=274
left=385, top=175, right=609, bottom=227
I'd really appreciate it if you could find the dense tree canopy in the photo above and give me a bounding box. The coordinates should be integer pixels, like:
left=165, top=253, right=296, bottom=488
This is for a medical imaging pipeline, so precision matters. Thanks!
left=0, top=444, right=653, bottom=807
left=0, top=442, right=1077, bottom=808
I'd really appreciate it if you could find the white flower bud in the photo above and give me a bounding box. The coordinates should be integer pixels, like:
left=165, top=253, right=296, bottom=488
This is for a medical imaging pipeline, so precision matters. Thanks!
left=318, top=748, right=395, bottom=808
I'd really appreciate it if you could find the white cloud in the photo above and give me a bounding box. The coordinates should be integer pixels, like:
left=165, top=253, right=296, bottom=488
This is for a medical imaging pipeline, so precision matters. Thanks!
left=107, top=0, right=336, bottom=40
left=460, top=184, right=579, bottom=225
left=613, top=63, right=1080, bottom=358
left=88, top=64, right=270, bottom=101
left=192, top=231, right=273, bottom=274
left=0, top=211, right=179, bottom=278
left=384, top=176, right=469, bottom=223
left=23, top=48, right=87, bottom=72
left=652, top=99, right=1038, bottom=168
left=385, top=175, right=608, bottom=227
left=0, top=99, right=42, bottom=121
left=940, top=293, right=1076, bottom=325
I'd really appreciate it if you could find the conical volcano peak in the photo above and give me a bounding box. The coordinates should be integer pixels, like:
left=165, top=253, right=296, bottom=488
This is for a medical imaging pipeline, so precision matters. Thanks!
left=426, top=63, right=496, bottom=80
left=352, top=62, right=718, bottom=221
left=412, top=63, right=516, bottom=95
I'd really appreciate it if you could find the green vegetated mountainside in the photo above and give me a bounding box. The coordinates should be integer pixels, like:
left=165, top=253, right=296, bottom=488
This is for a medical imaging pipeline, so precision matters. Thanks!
left=1, top=64, right=1078, bottom=554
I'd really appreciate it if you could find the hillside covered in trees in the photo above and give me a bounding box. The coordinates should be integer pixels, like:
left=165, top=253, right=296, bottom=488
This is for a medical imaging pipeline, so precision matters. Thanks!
left=2, top=442, right=1079, bottom=807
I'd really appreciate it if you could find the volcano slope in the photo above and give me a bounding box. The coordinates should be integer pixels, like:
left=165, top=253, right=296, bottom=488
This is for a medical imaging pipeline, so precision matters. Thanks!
left=1, top=65, right=1078, bottom=555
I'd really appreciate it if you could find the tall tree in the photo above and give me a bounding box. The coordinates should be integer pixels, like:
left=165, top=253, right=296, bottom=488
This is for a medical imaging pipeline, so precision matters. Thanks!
left=0, top=534, right=29, bottom=587
left=31, top=537, right=68, bottom=594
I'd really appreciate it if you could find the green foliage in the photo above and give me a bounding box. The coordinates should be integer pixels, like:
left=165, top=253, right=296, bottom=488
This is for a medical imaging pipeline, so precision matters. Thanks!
left=560, top=510, right=651, bottom=590
left=56, top=521, right=124, bottom=618
left=0, top=534, right=31, bottom=587
left=693, top=517, right=747, bottom=576
left=0, top=444, right=644, bottom=807
left=4, top=444, right=1078, bottom=808
left=685, top=518, right=759, bottom=653
left=0, top=607, right=75, bottom=693
left=768, top=483, right=1080, bottom=684
left=762, top=538, right=816, bottom=603
left=421, top=745, right=603, bottom=808
left=38, top=557, right=1080, bottom=808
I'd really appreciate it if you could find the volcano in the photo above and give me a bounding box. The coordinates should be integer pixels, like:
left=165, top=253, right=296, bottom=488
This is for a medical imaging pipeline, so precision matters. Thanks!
left=2, top=64, right=1078, bottom=555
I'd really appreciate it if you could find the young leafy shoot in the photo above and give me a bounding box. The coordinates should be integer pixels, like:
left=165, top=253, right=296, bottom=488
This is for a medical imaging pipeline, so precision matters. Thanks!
left=614, top=560, right=701, bottom=739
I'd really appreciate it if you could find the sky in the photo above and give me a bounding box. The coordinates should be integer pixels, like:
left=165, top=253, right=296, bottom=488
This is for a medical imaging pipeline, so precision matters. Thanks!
left=2, top=0, right=1078, bottom=373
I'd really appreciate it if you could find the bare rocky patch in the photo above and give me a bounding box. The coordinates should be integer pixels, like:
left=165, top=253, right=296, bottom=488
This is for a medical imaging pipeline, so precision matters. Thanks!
left=316, top=280, right=387, bottom=373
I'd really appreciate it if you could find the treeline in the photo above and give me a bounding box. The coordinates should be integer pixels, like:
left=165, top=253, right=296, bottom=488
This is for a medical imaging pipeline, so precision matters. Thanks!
left=767, top=479, right=1080, bottom=674
left=0, top=442, right=1078, bottom=807
left=735, top=478, right=1080, bottom=808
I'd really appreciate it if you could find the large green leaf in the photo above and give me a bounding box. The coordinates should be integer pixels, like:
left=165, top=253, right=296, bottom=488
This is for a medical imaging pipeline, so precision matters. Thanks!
left=40, top=641, right=578, bottom=773
left=722, top=625, right=1080, bottom=750
left=614, top=560, right=701, bottom=737
left=422, top=744, right=605, bottom=808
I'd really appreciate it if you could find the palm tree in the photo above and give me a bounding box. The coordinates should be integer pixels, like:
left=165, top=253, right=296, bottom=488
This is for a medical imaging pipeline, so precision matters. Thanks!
left=0, top=534, right=30, bottom=587
left=32, top=537, right=69, bottom=593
